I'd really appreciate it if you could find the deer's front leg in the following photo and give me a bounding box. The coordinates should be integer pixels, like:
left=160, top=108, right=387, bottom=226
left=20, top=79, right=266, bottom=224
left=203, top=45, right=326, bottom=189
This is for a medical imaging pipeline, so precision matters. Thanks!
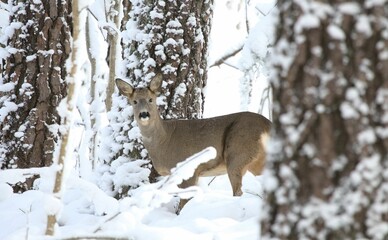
left=176, top=170, right=200, bottom=213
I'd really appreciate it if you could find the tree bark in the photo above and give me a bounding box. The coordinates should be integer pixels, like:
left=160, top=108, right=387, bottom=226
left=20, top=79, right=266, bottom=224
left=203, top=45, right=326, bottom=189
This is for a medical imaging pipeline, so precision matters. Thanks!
left=261, top=1, right=388, bottom=239
left=105, top=0, right=122, bottom=112
left=0, top=0, right=71, bottom=191
left=123, top=0, right=212, bottom=118
left=46, top=0, right=80, bottom=234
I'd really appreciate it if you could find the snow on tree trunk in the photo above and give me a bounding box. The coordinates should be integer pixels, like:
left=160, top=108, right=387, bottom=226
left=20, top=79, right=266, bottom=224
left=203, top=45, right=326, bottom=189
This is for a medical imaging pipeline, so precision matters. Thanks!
left=85, top=12, right=106, bottom=172
left=0, top=1, right=71, bottom=191
left=46, top=0, right=82, bottom=235
left=122, top=0, right=212, bottom=118
left=261, top=1, right=388, bottom=240
left=105, top=0, right=123, bottom=112
left=100, top=0, right=214, bottom=198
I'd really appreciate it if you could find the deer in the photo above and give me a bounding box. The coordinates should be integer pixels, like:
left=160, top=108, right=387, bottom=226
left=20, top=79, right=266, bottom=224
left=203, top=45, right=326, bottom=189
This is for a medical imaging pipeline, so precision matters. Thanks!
left=116, top=74, right=272, bottom=211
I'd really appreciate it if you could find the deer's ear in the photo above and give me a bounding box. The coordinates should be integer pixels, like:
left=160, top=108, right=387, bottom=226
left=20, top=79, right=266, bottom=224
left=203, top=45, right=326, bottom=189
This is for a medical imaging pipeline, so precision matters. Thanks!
left=116, top=78, right=134, bottom=96
left=149, top=74, right=163, bottom=93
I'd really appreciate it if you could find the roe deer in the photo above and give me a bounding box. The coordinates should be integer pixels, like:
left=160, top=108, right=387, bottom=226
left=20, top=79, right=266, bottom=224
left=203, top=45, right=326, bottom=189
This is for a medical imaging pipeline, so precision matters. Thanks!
left=116, top=75, right=271, bottom=209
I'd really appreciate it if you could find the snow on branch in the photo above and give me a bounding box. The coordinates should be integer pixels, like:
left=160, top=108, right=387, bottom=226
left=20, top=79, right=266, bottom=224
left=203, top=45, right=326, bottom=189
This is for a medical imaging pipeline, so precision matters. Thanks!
left=129, top=147, right=217, bottom=209
left=0, top=166, right=59, bottom=185
left=162, top=147, right=217, bottom=187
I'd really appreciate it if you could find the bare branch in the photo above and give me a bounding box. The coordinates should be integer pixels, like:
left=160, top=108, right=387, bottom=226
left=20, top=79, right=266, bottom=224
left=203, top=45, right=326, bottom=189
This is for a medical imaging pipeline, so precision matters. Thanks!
left=209, top=45, right=243, bottom=68
left=93, top=212, right=121, bottom=233
left=87, top=8, right=108, bottom=42
left=245, top=0, right=250, bottom=34
left=59, top=236, right=129, bottom=240
left=255, top=1, right=278, bottom=16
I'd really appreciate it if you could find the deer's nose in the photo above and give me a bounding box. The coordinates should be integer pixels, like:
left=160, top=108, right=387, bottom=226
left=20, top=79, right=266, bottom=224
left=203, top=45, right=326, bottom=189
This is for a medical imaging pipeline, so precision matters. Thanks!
left=139, top=112, right=150, bottom=120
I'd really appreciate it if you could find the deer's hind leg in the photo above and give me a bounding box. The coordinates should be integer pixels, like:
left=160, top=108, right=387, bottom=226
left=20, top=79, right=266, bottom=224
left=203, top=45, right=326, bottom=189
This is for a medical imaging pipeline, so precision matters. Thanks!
left=223, top=123, right=264, bottom=196
left=225, top=147, right=258, bottom=196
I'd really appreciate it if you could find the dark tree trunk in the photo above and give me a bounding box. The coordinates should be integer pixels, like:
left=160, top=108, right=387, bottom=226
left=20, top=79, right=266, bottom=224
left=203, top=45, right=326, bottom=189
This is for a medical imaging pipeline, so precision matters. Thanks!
left=0, top=1, right=71, bottom=191
left=261, top=1, right=388, bottom=239
left=124, top=0, right=212, bottom=118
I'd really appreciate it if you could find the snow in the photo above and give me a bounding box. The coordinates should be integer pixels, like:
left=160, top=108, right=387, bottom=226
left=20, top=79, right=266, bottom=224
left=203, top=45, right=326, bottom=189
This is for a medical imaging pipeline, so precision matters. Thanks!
left=356, top=15, right=372, bottom=36
left=150, top=9, right=163, bottom=20
left=357, top=128, right=376, bottom=145
left=338, top=2, right=360, bottom=15
left=327, top=24, right=345, bottom=40
left=0, top=183, right=13, bottom=201
left=294, top=13, right=320, bottom=34
left=0, top=82, right=15, bottom=92
left=0, top=101, right=18, bottom=122
left=0, top=150, right=263, bottom=240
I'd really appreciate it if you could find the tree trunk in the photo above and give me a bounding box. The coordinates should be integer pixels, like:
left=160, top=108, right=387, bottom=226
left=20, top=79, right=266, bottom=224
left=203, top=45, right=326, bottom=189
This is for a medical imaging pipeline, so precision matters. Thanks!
left=105, top=0, right=122, bottom=112
left=103, top=0, right=214, bottom=197
left=261, top=1, right=388, bottom=240
left=123, top=0, right=212, bottom=118
left=46, top=0, right=80, bottom=234
left=0, top=1, right=71, bottom=191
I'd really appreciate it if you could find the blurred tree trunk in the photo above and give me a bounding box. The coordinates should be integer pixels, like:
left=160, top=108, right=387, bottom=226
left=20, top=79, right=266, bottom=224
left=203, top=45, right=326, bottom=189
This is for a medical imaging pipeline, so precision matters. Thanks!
left=262, top=1, right=388, bottom=240
left=0, top=1, right=71, bottom=191
left=104, top=0, right=213, bottom=197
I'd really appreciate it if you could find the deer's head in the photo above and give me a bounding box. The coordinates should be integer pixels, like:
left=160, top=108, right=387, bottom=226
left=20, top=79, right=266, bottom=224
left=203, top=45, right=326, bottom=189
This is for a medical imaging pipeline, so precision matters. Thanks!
left=116, top=75, right=163, bottom=126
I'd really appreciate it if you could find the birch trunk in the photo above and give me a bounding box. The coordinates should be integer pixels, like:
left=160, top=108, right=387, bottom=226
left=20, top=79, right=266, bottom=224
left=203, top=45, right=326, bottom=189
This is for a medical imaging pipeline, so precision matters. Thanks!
left=105, top=0, right=122, bottom=112
left=45, top=0, right=81, bottom=235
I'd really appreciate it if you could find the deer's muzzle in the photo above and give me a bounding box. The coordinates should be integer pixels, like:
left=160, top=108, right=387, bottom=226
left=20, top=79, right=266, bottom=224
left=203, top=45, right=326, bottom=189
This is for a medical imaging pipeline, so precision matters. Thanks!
left=139, top=112, right=150, bottom=120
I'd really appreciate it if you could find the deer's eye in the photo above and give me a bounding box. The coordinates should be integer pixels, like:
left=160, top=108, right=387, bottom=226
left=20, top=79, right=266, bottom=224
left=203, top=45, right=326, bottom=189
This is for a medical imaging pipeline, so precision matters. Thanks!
left=149, top=98, right=152, bottom=103
left=133, top=100, right=138, bottom=104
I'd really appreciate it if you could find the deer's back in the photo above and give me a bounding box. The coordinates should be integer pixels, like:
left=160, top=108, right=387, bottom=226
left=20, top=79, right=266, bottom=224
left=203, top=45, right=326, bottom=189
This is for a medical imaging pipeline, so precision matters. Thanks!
left=146, top=112, right=271, bottom=175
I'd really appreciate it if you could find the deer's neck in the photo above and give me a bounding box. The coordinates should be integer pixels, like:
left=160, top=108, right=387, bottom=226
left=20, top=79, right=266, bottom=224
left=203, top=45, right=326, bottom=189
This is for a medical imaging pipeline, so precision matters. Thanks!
left=137, top=116, right=168, bottom=144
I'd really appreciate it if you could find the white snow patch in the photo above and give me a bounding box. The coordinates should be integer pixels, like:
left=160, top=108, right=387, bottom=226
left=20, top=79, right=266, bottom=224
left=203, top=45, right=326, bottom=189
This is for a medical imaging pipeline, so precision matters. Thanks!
left=338, top=2, right=360, bottom=15
left=327, top=24, right=345, bottom=40
left=340, top=102, right=359, bottom=119
left=0, top=183, right=13, bottom=202
left=0, top=82, right=15, bottom=92
left=174, top=83, right=187, bottom=97
left=356, top=15, right=372, bottom=37
left=357, top=128, right=376, bottom=145
left=294, top=14, right=320, bottom=34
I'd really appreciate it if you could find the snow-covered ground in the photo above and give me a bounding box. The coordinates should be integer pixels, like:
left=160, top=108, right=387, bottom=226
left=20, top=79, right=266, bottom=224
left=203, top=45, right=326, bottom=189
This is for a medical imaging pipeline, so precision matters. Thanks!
left=0, top=148, right=264, bottom=239
left=0, top=172, right=263, bottom=240
left=0, top=146, right=265, bottom=239
left=0, top=0, right=275, bottom=239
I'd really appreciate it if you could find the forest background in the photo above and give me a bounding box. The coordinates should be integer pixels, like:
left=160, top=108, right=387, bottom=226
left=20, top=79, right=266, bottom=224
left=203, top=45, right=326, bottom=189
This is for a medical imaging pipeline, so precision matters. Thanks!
left=0, top=0, right=387, bottom=239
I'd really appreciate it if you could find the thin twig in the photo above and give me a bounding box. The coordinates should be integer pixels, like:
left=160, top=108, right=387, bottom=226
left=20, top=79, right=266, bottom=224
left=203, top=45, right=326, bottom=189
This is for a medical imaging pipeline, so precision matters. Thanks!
left=245, top=0, right=250, bottom=34
left=87, top=8, right=108, bottom=42
left=222, top=62, right=241, bottom=70
left=244, top=190, right=264, bottom=199
left=59, top=236, right=129, bottom=240
left=207, top=176, right=217, bottom=186
left=209, top=45, right=243, bottom=68
left=255, top=1, right=279, bottom=16
left=167, top=187, right=200, bottom=196
left=19, top=205, right=32, bottom=240
left=258, top=85, right=271, bottom=115
left=93, top=212, right=121, bottom=233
